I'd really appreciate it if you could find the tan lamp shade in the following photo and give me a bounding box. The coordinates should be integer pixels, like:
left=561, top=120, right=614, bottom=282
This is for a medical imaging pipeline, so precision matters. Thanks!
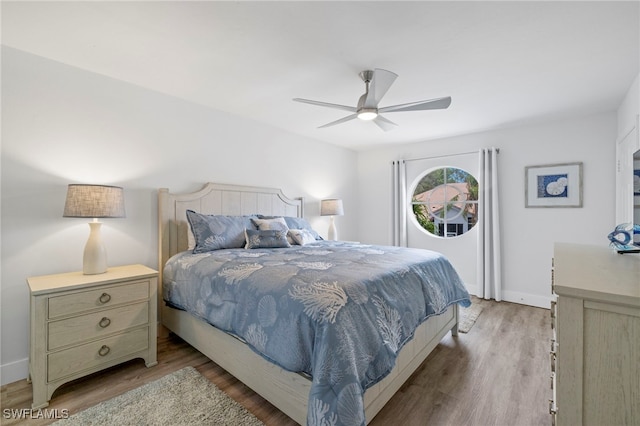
left=320, top=199, right=344, bottom=216
left=63, top=184, right=125, bottom=218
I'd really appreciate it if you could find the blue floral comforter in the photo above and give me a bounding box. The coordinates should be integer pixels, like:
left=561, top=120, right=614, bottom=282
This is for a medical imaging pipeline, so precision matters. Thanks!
left=163, top=241, right=470, bottom=425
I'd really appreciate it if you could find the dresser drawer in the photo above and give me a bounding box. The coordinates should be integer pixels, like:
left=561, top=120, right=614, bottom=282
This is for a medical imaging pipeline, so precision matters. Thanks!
left=47, top=327, right=149, bottom=382
left=48, top=302, right=149, bottom=351
left=48, top=280, right=149, bottom=319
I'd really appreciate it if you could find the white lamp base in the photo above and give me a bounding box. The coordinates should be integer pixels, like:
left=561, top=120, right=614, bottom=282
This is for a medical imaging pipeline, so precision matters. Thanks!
left=328, top=216, right=338, bottom=241
left=83, top=221, right=107, bottom=274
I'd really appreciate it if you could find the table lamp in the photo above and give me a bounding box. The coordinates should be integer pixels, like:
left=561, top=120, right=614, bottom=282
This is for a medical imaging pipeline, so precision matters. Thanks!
left=63, top=184, right=125, bottom=274
left=320, top=198, right=344, bottom=241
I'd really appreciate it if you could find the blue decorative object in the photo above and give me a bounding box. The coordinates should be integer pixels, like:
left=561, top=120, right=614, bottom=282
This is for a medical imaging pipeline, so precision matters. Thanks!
left=608, top=223, right=640, bottom=253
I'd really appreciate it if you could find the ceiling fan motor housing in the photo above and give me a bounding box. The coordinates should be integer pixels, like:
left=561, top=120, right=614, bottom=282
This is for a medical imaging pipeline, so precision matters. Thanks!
left=357, top=92, right=378, bottom=120
left=357, top=70, right=378, bottom=119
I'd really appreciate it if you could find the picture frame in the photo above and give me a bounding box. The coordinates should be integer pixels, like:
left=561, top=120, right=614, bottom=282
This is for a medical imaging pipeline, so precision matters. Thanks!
left=525, top=162, right=583, bottom=208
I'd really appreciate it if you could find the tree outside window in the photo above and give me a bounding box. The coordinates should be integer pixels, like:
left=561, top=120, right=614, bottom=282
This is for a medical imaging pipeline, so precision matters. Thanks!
left=411, top=167, right=478, bottom=238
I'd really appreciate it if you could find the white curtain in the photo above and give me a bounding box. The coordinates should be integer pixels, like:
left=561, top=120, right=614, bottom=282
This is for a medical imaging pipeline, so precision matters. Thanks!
left=391, top=160, right=407, bottom=247
left=477, top=148, right=502, bottom=301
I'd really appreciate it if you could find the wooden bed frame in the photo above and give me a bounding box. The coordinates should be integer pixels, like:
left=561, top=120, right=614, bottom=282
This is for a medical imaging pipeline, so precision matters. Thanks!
left=158, top=182, right=459, bottom=424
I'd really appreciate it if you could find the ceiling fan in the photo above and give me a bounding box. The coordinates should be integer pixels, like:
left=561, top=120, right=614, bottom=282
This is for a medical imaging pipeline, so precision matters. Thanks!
left=293, top=68, right=451, bottom=132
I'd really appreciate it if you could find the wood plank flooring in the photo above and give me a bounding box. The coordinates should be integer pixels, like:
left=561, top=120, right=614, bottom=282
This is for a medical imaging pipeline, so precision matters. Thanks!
left=1, top=298, right=551, bottom=426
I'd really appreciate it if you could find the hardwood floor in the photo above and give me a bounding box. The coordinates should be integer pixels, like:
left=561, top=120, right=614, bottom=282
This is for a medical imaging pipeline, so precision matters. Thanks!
left=1, top=298, right=550, bottom=426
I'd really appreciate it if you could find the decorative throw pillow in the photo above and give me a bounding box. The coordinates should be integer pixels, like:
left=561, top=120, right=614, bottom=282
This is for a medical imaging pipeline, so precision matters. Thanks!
left=257, top=215, right=323, bottom=240
left=244, top=229, right=291, bottom=249
left=186, top=210, right=256, bottom=253
left=251, top=217, right=289, bottom=232
left=288, top=229, right=317, bottom=246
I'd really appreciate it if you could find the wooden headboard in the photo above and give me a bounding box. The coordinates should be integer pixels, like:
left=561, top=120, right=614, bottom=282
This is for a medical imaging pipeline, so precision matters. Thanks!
left=158, top=182, right=303, bottom=282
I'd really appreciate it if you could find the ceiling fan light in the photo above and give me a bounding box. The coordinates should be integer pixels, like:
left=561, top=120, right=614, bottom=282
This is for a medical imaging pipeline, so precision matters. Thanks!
left=357, top=109, right=378, bottom=121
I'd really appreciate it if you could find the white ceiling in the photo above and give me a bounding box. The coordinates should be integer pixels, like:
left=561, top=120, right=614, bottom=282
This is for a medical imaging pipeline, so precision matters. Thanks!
left=2, top=1, right=639, bottom=150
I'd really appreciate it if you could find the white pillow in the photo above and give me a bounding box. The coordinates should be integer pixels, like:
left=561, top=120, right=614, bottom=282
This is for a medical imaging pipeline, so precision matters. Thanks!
left=288, top=229, right=316, bottom=246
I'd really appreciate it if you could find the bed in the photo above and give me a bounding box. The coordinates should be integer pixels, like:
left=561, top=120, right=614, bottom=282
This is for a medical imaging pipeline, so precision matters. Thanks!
left=158, top=183, right=470, bottom=425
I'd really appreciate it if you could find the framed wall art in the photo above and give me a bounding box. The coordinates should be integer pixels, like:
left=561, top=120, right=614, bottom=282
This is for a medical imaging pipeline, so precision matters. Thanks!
left=525, top=162, right=583, bottom=208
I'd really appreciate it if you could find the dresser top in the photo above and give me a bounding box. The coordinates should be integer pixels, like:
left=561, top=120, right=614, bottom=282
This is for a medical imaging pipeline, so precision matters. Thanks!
left=27, top=264, right=158, bottom=295
left=554, top=243, right=640, bottom=306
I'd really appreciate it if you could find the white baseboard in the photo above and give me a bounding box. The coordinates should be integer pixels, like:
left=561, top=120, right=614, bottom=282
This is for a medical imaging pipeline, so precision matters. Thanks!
left=501, top=290, right=552, bottom=309
left=466, top=283, right=552, bottom=309
left=1, top=357, right=29, bottom=386
left=465, top=283, right=479, bottom=298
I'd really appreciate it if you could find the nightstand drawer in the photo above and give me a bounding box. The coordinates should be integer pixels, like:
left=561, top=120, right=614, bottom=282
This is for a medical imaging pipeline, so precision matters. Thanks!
left=48, top=302, right=149, bottom=350
left=47, top=327, right=149, bottom=382
left=48, top=280, right=149, bottom=319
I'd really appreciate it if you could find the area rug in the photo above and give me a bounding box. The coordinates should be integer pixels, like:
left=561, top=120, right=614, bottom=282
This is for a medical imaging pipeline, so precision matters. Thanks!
left=458, top=303, right=484, bottom=333
left=54, top=367, right=264, bottom=426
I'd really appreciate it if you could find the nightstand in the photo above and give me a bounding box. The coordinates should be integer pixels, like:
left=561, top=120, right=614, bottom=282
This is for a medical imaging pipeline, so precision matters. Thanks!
left=27, top=264, right=158, bottom=409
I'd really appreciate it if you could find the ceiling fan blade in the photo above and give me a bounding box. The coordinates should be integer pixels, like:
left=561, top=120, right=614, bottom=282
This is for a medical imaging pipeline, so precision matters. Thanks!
left=363, top=68, right=398, bottom=108
left=318, top=114, right=358, bottom=129
left=373, top=115, right=398, bottom=132
left=293, top=98, right=356, bottom=113
left=379, top=96, right=452, bottom=113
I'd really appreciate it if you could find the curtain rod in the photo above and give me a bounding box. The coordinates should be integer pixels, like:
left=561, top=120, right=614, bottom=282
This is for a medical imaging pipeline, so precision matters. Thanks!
left=402, top=148, right=500, bottom=163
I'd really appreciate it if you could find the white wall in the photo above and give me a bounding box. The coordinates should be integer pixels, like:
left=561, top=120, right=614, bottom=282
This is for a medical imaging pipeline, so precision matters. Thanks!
left=357, top=113, right=618, bottom=308
left=0, top=47, right=358, bottom=385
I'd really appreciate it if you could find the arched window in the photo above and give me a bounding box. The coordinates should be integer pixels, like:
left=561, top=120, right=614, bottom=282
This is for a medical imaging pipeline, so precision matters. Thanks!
left=410, top=167, right=478, bottom=238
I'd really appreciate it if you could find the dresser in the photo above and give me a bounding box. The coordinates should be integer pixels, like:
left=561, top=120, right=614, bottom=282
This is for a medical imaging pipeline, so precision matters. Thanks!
left=27, top=264, right=158, bottom=409
left=551, top=243, right=639, bottom=425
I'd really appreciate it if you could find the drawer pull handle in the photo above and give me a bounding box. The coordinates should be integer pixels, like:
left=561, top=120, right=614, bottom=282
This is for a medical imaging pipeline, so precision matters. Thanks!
left=99, top=293, right=111, bottom=304
left=99, top=317, right=111, bottom=328
left=98, top=345, right=110, bottom=357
